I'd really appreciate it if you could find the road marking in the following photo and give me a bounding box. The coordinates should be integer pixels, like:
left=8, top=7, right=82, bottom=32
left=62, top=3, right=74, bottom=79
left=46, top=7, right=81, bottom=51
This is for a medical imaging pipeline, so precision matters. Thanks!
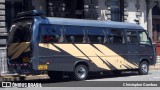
left=153, top=77, right=160, bottom=79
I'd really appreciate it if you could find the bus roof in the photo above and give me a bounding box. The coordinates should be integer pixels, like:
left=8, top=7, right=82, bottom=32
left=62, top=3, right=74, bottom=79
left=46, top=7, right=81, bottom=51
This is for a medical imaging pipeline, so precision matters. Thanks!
left=46, top=17, right=144, bottom=30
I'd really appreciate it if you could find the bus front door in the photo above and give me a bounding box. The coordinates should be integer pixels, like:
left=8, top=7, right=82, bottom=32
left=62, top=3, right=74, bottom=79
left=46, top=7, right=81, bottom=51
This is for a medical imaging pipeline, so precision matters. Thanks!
left=127, top=44, right=139, bottom=69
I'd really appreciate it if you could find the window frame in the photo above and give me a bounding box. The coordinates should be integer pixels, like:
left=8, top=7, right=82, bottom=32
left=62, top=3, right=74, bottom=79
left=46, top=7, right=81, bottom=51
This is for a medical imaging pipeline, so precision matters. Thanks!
left=39, top=24, right=145, bottom=45
left=86, top=26, right=106, bottom=44
left=107, top=28, right=126, bottom=44
left=138, top=30, right=152, bottom=46
left=125, top=30, right=139, bottom=44
left=38, top=24, right=62, bottom=43
left=8, top=18, right=33, bottom=44
left=64, top=25, right=85, bottom=43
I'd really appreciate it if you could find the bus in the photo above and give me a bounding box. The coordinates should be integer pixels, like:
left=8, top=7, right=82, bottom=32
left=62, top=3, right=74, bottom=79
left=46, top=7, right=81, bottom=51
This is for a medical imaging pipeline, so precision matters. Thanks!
left=7, top=10, right=156, bottom=81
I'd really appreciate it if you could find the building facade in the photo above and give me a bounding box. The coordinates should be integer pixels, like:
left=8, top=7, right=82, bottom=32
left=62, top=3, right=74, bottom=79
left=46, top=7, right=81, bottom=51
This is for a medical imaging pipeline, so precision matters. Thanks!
left=0, top=0, right=160, bottom=61
left=0, top=0, right=6, bottom=58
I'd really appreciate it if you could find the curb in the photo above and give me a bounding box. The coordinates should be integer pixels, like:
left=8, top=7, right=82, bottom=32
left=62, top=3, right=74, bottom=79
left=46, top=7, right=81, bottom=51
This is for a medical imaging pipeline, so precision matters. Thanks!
left=0, top=75, right=49, bottom=82
left=150, top=65, right=160, bottom=70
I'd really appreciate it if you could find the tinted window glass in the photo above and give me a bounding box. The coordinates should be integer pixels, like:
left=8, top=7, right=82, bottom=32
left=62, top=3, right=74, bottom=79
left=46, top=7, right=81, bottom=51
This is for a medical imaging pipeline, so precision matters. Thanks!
left=39, top=24, right=62, bottom=43
left=138, top=31, right=151, bottom=45
left=87, top=27, right=106, bottom=43
left=8, top=19, right=33, bottom=43
left=108, top=29, right=125, bottom=43
left=64, top=26, right=84, bottom=43
left=126, top=31, right=138, bottom=43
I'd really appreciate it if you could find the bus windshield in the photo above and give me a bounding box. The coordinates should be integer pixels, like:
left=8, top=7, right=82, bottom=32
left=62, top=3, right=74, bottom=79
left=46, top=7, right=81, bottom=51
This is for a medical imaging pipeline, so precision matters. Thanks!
left=138, top=31, right=152, bottom=46
left=8, top=19, right=33, bottom=44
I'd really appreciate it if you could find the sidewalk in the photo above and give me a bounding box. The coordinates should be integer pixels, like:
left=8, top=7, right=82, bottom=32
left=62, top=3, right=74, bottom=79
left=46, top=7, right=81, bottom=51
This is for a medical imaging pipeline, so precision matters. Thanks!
left=150, top=64, right=160, bottom=70
left=0, top=74, right=49, bottom=82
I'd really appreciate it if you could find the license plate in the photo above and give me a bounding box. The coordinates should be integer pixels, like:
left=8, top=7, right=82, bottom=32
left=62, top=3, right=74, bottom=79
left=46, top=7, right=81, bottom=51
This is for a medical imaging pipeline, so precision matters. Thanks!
left=23, top=57, right=29, bottom=62
left=38, top=65, right=48, bottom=70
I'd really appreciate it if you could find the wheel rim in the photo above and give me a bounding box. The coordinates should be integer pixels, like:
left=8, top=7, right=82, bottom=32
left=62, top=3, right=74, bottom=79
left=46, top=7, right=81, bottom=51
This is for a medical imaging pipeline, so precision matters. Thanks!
left=76, top=66, right=86, bottom=79
left=141, top=63, right=148, bottom=73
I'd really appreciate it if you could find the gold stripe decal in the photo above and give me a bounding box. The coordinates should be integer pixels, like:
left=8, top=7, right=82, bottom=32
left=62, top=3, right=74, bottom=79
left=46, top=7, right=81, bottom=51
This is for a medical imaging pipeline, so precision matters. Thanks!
left=93, top=44, right=138, bottom=69
left=8, top=42, right=30, bottom=60
left=39, top=44, right=60, bottom=52
left=39, top=43, right=138, bottom=70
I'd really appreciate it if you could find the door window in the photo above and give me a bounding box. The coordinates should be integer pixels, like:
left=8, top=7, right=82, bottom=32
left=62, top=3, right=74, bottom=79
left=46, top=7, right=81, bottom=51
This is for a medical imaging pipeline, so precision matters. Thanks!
left=126, top=31, right=138, bottom=44
left=138, top=31, right=151, bottom=46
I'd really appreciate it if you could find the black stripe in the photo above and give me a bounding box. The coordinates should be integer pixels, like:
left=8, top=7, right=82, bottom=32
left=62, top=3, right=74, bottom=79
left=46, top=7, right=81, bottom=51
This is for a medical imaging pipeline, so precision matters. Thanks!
left=24, top=45, right=30, bottom=52
left=91, top=44, right=106, bottom=56
left=73, top=44, right=91, bottom=60
left=104, top=59, right=118, bottom=70
left=11, top=43, right=29, bottom=59
left=125, top=64, right=134, bottom=69
left=9, top=43, right=21, bottom=56
left=96, top=55, right=117, bottom=70
left=51, top=43, right=91, bottom=61
left=130, top=62, right=138, bottom=67
left=122, top=64, right=132, bottom=69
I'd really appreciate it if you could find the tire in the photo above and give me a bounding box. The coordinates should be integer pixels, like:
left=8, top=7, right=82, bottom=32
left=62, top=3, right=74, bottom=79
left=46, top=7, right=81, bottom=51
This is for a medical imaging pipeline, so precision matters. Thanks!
left=138, top=61, right=149, bottom=75
left=73, top=65, right=88, bottom=81
left=48, top=71, right=63, bottom=81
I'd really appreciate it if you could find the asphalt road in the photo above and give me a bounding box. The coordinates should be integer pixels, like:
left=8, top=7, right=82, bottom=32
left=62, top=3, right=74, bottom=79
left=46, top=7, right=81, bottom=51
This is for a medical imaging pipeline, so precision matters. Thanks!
left=42, top=70, right=160, bottom=87
left=1, top=70, right=160, bottom=89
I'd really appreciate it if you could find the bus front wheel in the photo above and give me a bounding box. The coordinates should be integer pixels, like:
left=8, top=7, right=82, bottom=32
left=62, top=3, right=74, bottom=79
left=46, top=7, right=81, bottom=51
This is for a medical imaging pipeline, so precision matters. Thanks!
left=73, top=64, right=88, bottom=81
left=138, top=61, right=149, bottom=75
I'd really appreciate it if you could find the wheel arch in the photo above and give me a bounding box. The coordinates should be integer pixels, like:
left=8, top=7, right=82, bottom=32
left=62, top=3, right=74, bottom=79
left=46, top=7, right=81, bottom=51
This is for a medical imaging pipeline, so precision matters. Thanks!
left=74, top=61, right=89, bottom=71
left=139, top=58, right=150, bottom=65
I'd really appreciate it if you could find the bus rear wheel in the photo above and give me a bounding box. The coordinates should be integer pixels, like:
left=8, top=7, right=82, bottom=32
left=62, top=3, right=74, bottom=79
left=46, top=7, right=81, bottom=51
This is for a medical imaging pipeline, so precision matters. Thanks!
left=73, top=64, right=88, bottom=81
left=138, top=61, right=149, bottom=75
left=48, top=71, right=63, bottom=81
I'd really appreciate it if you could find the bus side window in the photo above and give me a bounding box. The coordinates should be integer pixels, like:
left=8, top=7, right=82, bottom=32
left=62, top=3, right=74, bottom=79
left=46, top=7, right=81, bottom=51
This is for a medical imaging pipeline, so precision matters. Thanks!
left=39, top=24, right=61, bottom=43
left=65, top=25, right=84, bottom=43
left=108, top=29, right=125, bottom=44
left=87, top=27, right=105, bottom=43
left=126, top=31, right=138, bottom=44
